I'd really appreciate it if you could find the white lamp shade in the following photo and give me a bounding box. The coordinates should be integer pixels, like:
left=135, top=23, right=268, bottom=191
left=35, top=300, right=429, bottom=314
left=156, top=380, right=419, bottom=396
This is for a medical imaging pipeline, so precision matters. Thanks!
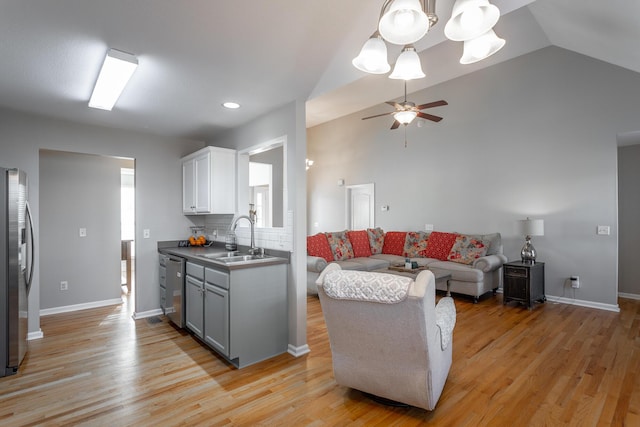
left=389, top=46, right=425, bottom=80
left=519, top=218, right=544, bottom=236
left=394, top=110, right=418, bottom=124
left=379, top=0, right=430, bottom=45
left=460, top=29, right=505, bottom=64
left=352, top=35, right=391, bottom=74
left=444, top=0, right=500, bottom=41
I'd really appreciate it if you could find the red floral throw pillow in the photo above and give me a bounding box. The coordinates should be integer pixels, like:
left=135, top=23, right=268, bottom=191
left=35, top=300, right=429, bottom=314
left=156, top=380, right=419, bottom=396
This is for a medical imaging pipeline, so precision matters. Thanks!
left=367, top=228, right=385, bottom=254
left=306, top=233, right=333, bottom=262
left=382, top=231, right=408, bottom=256
left=423, top=231, right=458, bottom=261
left=347, top=230, right=372, bottom=258
left=326, top=231, right=355, bottom=261
left=447, top=234, right=488, bottom=264
left=404, top=231, right=429, bottom=258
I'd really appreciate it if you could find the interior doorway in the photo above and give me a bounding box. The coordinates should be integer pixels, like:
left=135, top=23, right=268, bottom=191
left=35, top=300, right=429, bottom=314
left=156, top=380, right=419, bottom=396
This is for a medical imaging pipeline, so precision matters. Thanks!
left=121, top=166, right=135, bottom=298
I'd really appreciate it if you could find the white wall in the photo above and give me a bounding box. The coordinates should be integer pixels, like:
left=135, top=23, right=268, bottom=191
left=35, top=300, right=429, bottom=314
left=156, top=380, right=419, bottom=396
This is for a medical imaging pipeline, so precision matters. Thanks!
left=209, top=100, right=309, bottom=354
left=40, top=150, right=122, bottom=309
left=308, top=46, right=640, bottom=309
left=0, top=108, right=204, bottom=335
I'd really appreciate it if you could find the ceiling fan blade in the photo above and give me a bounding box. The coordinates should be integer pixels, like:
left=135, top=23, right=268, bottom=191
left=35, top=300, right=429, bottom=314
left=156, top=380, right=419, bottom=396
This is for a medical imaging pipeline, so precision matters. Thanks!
left=390, top=120, right=401, bottom=130
left=386, top=101, right=403, bottom=109
left=416, top=100, right=448, bottom=110
left=417, top=112, right=443, bottom=122
left=362, top=111, right=395, bottom=120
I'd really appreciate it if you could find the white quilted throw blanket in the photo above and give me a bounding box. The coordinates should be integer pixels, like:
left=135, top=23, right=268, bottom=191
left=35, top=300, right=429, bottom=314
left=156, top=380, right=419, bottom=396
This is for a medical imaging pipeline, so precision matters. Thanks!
left=435, top=297, right=456, bottom=350
left=323, top=270, right=412, bottom=304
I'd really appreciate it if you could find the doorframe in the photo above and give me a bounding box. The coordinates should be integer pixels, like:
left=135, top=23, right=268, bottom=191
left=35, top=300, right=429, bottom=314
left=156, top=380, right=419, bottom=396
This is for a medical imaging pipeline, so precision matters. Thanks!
left=345, top=183, right=375, bottom=229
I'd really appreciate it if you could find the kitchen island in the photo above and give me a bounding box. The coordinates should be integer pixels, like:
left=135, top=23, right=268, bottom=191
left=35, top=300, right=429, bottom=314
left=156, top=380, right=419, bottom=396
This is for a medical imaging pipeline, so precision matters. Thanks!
left=158, top=242, right=289, bottom=368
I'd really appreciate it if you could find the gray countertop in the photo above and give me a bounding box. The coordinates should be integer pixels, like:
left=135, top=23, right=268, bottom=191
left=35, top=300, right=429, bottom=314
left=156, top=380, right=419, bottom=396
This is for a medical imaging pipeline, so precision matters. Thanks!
left=158, top=241, right=289, bottom=271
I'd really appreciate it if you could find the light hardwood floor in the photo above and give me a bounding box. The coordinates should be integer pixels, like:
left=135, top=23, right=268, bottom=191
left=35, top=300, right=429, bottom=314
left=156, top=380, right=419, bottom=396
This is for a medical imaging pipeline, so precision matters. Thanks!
left=1, top=291, right=639, bottom=426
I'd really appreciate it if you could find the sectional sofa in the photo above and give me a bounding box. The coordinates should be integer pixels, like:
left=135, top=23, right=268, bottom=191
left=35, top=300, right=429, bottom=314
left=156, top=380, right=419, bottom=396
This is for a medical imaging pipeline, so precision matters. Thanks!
left=307, top=228, right=507, bottom=303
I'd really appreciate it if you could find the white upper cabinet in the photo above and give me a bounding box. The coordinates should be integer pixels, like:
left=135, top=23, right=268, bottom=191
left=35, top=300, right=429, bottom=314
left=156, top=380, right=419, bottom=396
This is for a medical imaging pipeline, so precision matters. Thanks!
left=182, top=146, right=236, bottom=215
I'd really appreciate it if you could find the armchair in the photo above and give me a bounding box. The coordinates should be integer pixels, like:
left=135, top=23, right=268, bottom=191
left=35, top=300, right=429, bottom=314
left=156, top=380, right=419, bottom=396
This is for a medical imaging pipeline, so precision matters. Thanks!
left=316, top=264, right=456, bottom=410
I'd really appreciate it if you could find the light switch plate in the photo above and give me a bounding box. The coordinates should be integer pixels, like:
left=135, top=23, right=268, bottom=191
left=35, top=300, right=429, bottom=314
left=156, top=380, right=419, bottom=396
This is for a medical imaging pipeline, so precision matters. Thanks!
left=79, top=228, right=87, bottom=237
left=143, top=229, right=150, bottom=238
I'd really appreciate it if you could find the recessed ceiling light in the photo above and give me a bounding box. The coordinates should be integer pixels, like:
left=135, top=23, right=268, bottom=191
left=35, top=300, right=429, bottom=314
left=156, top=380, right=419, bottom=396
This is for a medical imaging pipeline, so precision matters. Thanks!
left=222, top=102, right=240, bottom=109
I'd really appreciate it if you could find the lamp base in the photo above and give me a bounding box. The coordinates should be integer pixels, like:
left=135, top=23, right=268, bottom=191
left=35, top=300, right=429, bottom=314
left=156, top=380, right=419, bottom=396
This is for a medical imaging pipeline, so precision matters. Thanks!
left=520, top=237, right=537, bottom=263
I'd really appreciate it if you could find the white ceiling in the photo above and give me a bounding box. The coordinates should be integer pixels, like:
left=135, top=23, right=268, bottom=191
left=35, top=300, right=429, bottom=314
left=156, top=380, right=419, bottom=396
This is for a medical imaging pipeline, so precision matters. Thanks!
left=0, top=0, right=638, bottom=142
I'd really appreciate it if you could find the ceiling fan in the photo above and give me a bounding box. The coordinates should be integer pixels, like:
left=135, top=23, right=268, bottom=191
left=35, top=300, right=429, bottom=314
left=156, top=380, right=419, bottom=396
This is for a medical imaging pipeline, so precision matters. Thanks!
left=362, top=81, right=447, bottom=130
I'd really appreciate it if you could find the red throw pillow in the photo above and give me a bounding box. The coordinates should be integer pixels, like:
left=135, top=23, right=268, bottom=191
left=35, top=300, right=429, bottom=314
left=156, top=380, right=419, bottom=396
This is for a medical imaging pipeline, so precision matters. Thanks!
left=307, top=233, right=333, bottom=262
left=423, top=231, right=459, bottom=260
left=382, top=231, right=407, bottom=256
left=347, top=230, right=372, bottom=258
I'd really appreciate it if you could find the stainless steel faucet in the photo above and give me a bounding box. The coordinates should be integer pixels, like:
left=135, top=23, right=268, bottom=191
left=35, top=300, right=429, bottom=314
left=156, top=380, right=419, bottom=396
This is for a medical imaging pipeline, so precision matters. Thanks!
left=231, top=211, right=260, bottom=255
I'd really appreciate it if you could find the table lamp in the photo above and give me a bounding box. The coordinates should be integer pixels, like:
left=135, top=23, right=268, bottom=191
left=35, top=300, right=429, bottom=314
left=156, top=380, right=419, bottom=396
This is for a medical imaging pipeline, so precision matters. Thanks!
left=519, top=217, right=544, bottom=263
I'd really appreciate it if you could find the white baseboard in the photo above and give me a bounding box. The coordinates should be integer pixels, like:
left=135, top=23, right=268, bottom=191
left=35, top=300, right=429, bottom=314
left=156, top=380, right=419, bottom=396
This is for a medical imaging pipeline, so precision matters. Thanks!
left=27, top=329, right=44, bottom=340
left=40, top=298, right=123, bottom=316
left=288, top=343, right=310, bottom=357
left=618, top=292, right=640, bottom=301
left=132, top=308, right=163, bottom=320
left=545, top=295, right=620, bottom=312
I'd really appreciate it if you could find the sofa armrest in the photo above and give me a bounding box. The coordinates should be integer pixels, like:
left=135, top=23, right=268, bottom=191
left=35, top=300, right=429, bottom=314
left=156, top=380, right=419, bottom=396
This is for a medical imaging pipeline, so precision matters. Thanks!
left=472, top=254, right=508, bottom=272
left=307, top=256, right=328, bottom=273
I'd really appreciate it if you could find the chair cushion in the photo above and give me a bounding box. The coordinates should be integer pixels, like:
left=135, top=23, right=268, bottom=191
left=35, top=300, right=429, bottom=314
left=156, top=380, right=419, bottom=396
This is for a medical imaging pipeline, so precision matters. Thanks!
left=323, top=270, right=412, bottom=304
left=347, top=230, right=372, bottom=258
left=307, top=233, right=333, bottom=262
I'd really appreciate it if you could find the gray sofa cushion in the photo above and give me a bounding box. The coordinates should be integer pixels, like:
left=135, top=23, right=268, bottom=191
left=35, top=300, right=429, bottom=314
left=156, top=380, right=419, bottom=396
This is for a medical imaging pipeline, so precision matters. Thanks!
left=428, top=261, right=484, bottom=282
left=348, top=257, right=390, bottom=270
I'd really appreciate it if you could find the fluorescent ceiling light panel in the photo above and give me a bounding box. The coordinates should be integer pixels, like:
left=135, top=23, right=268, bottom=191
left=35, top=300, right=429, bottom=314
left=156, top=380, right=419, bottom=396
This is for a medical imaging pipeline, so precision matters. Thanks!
left=89, top=49, right=138, bottom=111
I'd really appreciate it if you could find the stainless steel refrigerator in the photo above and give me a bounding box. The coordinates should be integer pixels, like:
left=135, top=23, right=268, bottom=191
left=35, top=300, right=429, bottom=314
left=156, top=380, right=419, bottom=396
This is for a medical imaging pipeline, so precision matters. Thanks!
left=1, top=168, right=34, bottom=377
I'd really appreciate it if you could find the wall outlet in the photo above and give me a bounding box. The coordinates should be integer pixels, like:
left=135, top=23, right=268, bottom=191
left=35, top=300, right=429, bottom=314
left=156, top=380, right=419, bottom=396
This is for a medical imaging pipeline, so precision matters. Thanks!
left=597, top=225, right=610, bottom=235
left=79, top=228, right=87, bottom=237
left=570, top=276, right=580, bottom=289
left=60, top=281, right=68, bottom=291
left=143, top=229, right=150, bottom=238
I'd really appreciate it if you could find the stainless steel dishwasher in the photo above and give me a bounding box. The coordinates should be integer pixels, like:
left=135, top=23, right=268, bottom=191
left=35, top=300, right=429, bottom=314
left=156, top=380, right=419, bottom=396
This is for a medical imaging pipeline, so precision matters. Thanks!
left=160, top=254, right=186, bottom=328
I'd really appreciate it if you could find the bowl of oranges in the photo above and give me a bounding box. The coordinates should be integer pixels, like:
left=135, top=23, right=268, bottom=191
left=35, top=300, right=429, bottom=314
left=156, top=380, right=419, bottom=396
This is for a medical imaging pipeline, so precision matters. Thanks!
left=189, top=235, right=207, bottom=246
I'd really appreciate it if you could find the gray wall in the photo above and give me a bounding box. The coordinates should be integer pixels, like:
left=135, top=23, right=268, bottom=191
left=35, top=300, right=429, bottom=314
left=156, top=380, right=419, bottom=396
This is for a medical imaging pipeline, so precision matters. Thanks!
left=209, top=100, right=309, bottom=353
left=40, top=150, right=122, bottom=309
left=308, top=46, right=640, bottom=308
left=0, top=107, right=204, bottom=334
left=618, top=144, right=640, bottom=295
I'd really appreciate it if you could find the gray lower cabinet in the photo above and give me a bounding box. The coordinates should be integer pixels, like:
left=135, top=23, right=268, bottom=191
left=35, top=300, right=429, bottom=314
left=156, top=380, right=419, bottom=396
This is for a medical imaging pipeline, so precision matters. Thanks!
left=185, top=260, right=287, bottom=368
left=204, top=267, right=230, bottom=356
left=185, top=262, right=205, bottom=338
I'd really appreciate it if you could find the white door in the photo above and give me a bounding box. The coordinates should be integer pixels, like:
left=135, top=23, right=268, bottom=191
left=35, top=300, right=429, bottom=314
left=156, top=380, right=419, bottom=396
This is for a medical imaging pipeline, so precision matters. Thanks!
left=346, top=184, right=375, bottom=229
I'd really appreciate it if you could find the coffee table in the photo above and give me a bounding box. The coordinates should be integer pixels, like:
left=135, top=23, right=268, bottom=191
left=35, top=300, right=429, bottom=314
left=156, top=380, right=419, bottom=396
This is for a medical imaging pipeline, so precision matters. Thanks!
left=374, top=266, right=452, bottom=296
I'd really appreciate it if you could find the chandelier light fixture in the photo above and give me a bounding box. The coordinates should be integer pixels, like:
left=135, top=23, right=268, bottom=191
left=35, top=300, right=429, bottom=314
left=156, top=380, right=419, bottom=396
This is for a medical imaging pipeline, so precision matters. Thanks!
left=444, top=0, right=505, bottom=63
left=352, top=0, right=437, bottom=81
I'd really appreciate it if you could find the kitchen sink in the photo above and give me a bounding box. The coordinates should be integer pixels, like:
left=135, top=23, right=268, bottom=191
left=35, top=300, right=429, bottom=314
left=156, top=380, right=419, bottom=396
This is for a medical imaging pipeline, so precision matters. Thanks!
left=201, top=252, right=273, bottom=265
left=202, top=251, right=239, bottom=259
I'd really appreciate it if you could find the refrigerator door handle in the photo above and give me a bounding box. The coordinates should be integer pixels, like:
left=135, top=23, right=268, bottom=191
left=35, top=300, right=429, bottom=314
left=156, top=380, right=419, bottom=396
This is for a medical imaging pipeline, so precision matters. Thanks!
left=24, top=201, right=34, bottom=294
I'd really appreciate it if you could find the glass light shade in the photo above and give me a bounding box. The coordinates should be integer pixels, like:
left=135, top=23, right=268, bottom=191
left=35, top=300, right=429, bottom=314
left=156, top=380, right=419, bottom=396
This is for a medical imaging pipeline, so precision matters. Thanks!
left=352, top=35, right=391, bottom=74
left=389, top=46, right=425, bottom=80
left=378, top=0, right=429, bottom=45
left=444, top=0, right=500, bottom=41
left=394, top=110, right=418, bottom=124
left=460, top=29, right=505, bottom=64
left=89, top=49, right=138, bottom=111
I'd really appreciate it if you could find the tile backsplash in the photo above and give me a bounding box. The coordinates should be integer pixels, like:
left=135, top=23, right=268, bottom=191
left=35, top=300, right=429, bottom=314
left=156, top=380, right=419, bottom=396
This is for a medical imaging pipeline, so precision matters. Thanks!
left=203, top=213, right=293, bottom=252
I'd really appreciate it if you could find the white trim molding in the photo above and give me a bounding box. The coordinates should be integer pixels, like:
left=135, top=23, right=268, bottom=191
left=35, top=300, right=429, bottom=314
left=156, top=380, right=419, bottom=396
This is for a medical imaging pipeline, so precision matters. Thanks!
left=27, top=329, right=44, bottom=340
left=288, top=343, right=310, bottom=357
left=618, top=292, right=640, bottom=301
left=132, top=308, right=163, bottom=320
left=545, top=295, right=620, bottom=312
left=40, top=298, right=123, bottom=316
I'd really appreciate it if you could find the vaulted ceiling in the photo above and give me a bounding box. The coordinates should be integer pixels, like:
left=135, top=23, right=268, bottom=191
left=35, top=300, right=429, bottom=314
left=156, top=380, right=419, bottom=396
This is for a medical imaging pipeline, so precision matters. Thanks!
left=0, top=0, right=637, bottom=142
